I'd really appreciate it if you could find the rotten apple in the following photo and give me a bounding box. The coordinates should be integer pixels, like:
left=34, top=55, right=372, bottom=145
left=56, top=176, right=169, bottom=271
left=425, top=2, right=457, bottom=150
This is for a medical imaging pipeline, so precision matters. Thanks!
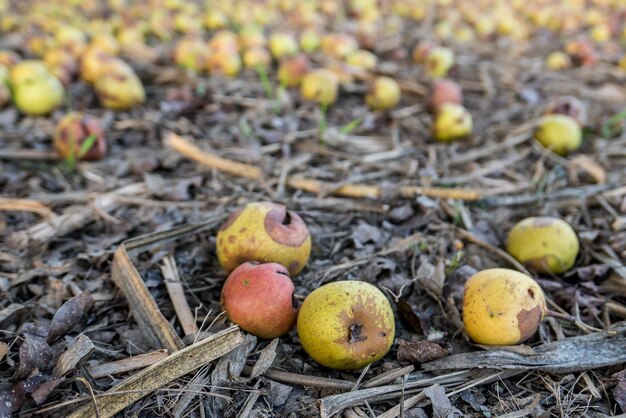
left=216, top=202, right=312, bottom=276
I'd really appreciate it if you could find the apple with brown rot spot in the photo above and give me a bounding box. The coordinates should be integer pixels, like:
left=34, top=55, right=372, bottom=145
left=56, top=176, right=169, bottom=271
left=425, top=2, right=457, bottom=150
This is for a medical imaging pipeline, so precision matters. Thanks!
left=221, top=262, right=298, bottom=339
left=216, top=202, right=312, bottom=276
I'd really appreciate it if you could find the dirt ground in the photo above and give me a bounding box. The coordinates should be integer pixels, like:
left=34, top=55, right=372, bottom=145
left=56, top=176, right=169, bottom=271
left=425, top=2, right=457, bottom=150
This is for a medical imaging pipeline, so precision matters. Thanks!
left=1, top=3, right=626, bottom=418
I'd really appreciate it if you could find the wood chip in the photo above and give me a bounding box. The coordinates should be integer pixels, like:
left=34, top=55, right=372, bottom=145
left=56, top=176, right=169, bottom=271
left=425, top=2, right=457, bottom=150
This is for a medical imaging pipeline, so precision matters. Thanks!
left=423, top=323, right=626, bottom=373
left=68, top=326, right=244, bottom=418
left=111, top=215, right=225, bottom=351
left=87, top=350, right=169, bottom=379
left=0, top=198, right=53, bottom=218
left=53, top=335, right=95, bottom=377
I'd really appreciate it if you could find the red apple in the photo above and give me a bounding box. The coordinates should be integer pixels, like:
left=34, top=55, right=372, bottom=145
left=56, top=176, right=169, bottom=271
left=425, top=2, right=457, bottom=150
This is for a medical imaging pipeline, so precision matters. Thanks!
left=429, top=79, right=462, bottom=111
left=221, top=262, right=298, bottom=339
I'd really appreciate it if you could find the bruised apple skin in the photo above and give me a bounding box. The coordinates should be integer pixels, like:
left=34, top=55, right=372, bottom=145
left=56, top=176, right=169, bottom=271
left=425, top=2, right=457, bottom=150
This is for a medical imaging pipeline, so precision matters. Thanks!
left=506, top=217, right=579, bottom=274
left=221, top=262, right=298, bottom=339
left=216, top=202, right=312, bottom=276
left=463, top=268, right=546, bottom=346
left=297, top=281, right=395, bottom=370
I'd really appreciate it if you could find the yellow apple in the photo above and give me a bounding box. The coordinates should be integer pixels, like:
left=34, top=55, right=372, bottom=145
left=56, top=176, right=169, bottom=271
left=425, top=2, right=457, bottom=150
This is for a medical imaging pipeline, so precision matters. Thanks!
left=297, top=281, right=395, bottom=370
left=463, top=268, right=546, bottom=345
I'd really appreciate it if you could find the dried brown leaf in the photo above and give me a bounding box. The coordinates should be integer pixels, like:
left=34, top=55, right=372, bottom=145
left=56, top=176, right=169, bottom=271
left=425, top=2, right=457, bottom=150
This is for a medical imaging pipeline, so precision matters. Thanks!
left=47, top=292, right=94, bottom=344
left=614, top=380, right=626, bottom=413
left=395, top=298, right=423, bottom=335
left=397, top=339, right=450, bottom=364
left=13, top=331, right=53, bottom=381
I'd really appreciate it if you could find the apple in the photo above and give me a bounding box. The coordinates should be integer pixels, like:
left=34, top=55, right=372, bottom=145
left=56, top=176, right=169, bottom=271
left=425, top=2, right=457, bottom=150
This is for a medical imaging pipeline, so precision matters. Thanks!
left=203, top=9, right=228, bottom=30
left=365, top=76, right=401, bottom=110
left=94, top=58, right=145, bottom=110
left=238, top=27, right=266, bottom=50
left=428, top=79, right=462, bottom=110
left=506, top=217, right=579, bottom=274
left=321, top=33, right=358, bottom=59
left=345, top=49, right=377, bottom=71
left=243, top=47, right=272, bottom=70
left=55, top=26, right=87, bottom=57
left=300, top=28, right=321, bottom=53
left=269, top=32, right=299, bottom=59
left=277, top=54, right=311, bottom=87
left=221, top=262, right=298, bottom=339
left=208, top=30, right=240, bottom=53
left=545, top=51, right=571, bottom=70
left=44, top=49, right=78, bottom=75
left=206, top=50, right=242, bottom=77
left=90, top=34, right=120, bottom=55
left=80, top=47, right=114, bottom=84
left=425, top=46, right=454, bottom=78
left=412, top=40, right=435, bottom=64
left=216, top=202, right=311, bottom=276
left=174, top=37, right=209, bottom=72
left=463, top=268, right=546, bottom=345
left=54, top=112, right=106, bottom=161
left=432, top=103, right=473, bottom=142
left=9, top=60, right=49, bottom=86
left=300, top=68, right=339, bottom=106
left=14, top=75, right=64, bottom=115
left=534, top=114, right=581, bottom=155
left=297, top=281, right=395, bottom=370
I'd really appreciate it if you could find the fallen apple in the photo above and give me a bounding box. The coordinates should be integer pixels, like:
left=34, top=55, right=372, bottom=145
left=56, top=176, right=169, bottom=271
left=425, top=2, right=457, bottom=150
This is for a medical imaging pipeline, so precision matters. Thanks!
left=425, top=46, right=454, bottom=78
left=432, top=103, right=473, bottom=142
left=297, top=281, right=395, bottom=370
left=206, top=50, right=242, bottom=77
left=428, top=78, right=462, bottom=110
left=54, top=112, right=106, bottom=161
left=506, top=217, right=579, bottom=274
left=216, top=201, right=311, bottom=276
left=14, top=74, right=64, bottom=115
left=365, top=76, right=401, bottom=110
left=534, top=114, right=581, bottom=155
left=269, top=32, right=299, bottom=59
left=9, top=60, right=49, bottom=86
left=463, top=268, right=546, bottom=345
left=221, top=262, right=298, bottom=339
left=277, top=54, right=311, bottom=87
left=300, top=68, right=339, bottom=106
left=94, top=58, right=145, bottom=110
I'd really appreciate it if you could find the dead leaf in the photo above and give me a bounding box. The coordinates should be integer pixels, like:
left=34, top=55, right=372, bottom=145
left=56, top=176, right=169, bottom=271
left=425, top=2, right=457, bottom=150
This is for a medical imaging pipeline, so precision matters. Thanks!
left=423, top=385, right=458, bottom=418
left=248, top=338, right=279, bottom=380
left=13, top=330, right=53, bottom=381
left=415, top=259, right=445, bottom=298
left=352, top=221, right=383, bottom=248
left=564, top=264, right=611, bottom=283
left=397, top=339, right=449, bottom=364
left=31, top=376, right=65, bottom=405
left=614, top=380, right=626, bottom=413
left=395, top=298, right=423, bottom=335
left=47, top=292, right=94, bottom=344
left=269, top=380, right=293, bottom=408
